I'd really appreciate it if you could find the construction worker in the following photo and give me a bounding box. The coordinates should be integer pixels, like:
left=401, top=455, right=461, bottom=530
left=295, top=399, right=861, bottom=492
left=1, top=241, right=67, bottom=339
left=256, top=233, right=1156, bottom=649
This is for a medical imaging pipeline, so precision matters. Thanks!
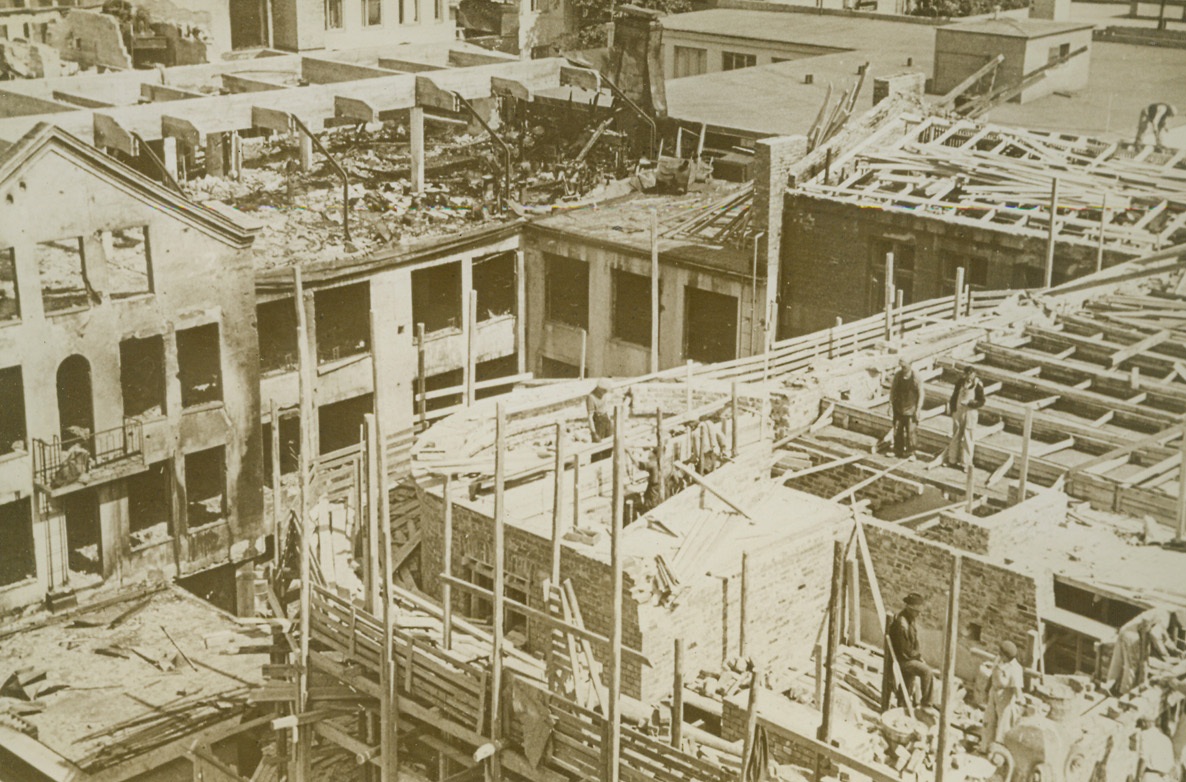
left=1136, top=103, right=1177, bottom=149
left=586, top=379, right=614, bottom=443
left=890, top=357, right=925, bottom=458
left=980, top=640, right=1024, bottom=754
left=945, top=366, right=985, bottom=470
left=1136, top=718, right=1176, bottom=782
left=1110, top=608, right=1172, bottom=695
left=888, top=593, right=935, bottom=709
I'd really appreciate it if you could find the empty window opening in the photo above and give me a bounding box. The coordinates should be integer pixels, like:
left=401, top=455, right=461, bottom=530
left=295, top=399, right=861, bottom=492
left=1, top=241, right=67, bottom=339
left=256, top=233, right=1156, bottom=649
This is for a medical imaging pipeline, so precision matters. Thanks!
left=544, top=254, right=588, bottom=329
left=63, top=489, right=102, bottom=577
left=103, top=227, right=151, bottom=298
left=326, top=0, right=343, bottom=27
left=120, top=335, right=166, bottom=419
left=463, top=556, right=529, bottom=635
left=315, top=283, right=370, bottom=364
left=473, top=252, right=517, bottom=322
left=363, top=0, right=381, bottom=25
left=944, top=255, right=989, bottom=292
left=0, top=499, right=34, bottom=586
left=185, top=447, right=226, bottom=529
left=0, top=366, right=26, bottom=456
left=613, top=269, right=652, bottom=347
left=685, top=287, right=737, bottom=364
left=869, top=239, right=915, bottom=309
left=258, top=298, right=299, bottom=375
left=56, top=354, right=94, bottom=442
left=0, top=248, right=19, bottom=322
left=263, top=414, right=301, bottom=477
left=673, top=46, right=707, bottom=78
left=319, top=393, right=373, bottom=455
left=722, top=51, right=756, bottom=71
left=475, top=354, right=519, bottom=400
left=128, top=461, right=171, bottom=549
left=540, top=357, right=580, bottom=378
left=420, top=369, right=462, bottom=414
left=37, top=237, right=92, bottom=313
left=412, top=262, right=462, bottom=334
left=177, top=323, right=223, bottom=407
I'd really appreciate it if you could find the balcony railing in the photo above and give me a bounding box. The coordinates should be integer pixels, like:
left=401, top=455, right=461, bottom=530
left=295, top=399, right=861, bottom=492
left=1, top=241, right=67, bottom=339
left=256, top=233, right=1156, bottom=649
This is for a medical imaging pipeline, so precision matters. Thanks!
left=33, top=420, right=144, bottom=490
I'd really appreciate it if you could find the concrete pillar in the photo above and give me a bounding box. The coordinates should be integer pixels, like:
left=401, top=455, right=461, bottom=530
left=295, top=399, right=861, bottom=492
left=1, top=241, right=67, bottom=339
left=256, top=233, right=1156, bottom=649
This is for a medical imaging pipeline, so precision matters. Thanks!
left=1033, top=0, right=1070, bottom=20
left=298, top=131, right=313, bottom=173
left=161, top=137, right=179, bottom=181
left=205, top=131, right=226, bottom=177
left=235, top=561, right=257, bottom=617
left=410, top=107, right=425, bottom=193
left=752, top=136, right=808, bottom=345
left=228, top=131, right=243, bottom=179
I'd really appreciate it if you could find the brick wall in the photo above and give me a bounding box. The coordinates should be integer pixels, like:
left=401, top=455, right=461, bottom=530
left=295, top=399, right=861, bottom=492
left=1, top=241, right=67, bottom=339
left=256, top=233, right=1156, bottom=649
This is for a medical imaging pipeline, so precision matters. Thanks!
left=785, top=461, right=921, bottom=513
left=721, top=687, right=874, bottom=770
left=862, top=520, right=1042, bottom=675
left=923, top=489, right=1067, bottom=560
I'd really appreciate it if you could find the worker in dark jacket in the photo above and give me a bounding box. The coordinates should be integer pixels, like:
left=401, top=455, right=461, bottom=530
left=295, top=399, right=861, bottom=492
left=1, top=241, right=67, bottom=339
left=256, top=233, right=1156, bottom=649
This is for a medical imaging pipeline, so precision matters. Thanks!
left=888, top=593, right=935, bottom=709
left=890, top=358, right=925, bottom=458
left=945, top=366, right=985, bottom=470
left=1136, top=103, right=1177, bottom=149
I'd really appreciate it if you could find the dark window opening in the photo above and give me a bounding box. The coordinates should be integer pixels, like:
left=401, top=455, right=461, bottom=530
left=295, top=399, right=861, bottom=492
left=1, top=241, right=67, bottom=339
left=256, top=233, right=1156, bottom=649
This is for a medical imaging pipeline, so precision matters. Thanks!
left=685, top=287, right=737, bottom=364
left=318, top=393, right=373, bottom=455
left=612, top=269, right=652, bottom=347
left=475, top=354, right=520, bottom=400
left=103, top=227, right=152, bottom=299
left=473, top=252, right=517, bottom=322
left=540, top=357, right=580, bottom=378
left=722, top=51, right=756, bottom=71
left=421, top=369, right=462, bottom=414
left=258, top=298, right=298, bottom=375
left=177, top=561, right=240, bottom=615
left=128, top=461, right=171, bottom=548
left=315, top=283, right=371, bottom=364
left=263, top=414, right=301, bottom=476
left=56, top=355, right=93, bottom=442
left=412, top=262, right=462, bottom=334
left=64, top=489, right=101, bottom=575
left=120, top=335, right=166, bottom=419
left=185, top=447, right=226, bottom=529
left=177, top=323, right=223, bottom=407
left=0, top=499, right=34, bottom=586
left=363, top=0, right=381, bottom=25
left=463, top=557, right=528, bottom=634
left=326, top=0, right=343, bottom=27
left=1011, top=263, right=1044, bottom=290
left=0, top=366, right=26, bottom=456
left=0, top=247, right=19, bottom=321
left=544, top=254, right=588, bottom=329
left=37, top=237, right=92, bottom=313
left=943, top=255, right=989, bottom=293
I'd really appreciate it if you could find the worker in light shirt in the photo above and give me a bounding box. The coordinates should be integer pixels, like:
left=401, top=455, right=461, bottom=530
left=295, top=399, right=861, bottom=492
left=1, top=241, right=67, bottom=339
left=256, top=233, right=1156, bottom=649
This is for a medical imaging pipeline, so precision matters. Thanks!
left=980, top=640, right=1024, bottom=754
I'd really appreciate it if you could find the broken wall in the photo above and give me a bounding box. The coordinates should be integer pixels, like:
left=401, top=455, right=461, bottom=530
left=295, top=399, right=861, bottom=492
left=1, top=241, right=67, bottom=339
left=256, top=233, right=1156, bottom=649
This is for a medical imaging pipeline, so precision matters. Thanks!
left=49, top=10, right=132, bottom=71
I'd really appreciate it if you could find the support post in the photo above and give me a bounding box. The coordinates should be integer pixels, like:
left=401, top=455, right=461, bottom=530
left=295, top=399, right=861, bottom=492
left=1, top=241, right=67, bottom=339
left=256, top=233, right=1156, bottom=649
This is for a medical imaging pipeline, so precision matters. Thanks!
left=817, top=539, right=844, bottom=744
left=1177, top=433, right=1186, bottom=542
left=515, top=250, right=526, bottom=376
left=953, top=267, right=965, bottom=321
left=298, top=131, right=313, bottom=172
left=731, top=382, right=740, bottom=458
left=490, top=403, right=507, bottom=782
left=1096, top=192, right=1108, bottom=274
left=410, top=106, right=425, bottom=193
left=572, top=452, right=582, bottom=529
left=270, top=399, right=282, bottom=568
left=895, top=288, right=905, bottom=340
left=965, top=461, right=975, bottom=513
left=685, top=360, right=693, bottom=412
left=739, top=551, right=749, bottom=658
left=466, top=290, right=478, bottom=405
left=1017, top=407, right=1033, bottom=506
left=883, top=251, right=894, bottom=340
left=551, top=423, right=565, bottom=585
left=294, top=266, right=312, bottom=782
left=672, top=638, right=684, bottom=748
left=846, top=556, right=860, bottom=646
left=579, top=329, right=588, bottom=379
left=365, top=415, right=381, bottom=614
left=935, top=555, right=963, bottom=782
left=738, top=673, right=761, bottom=782
left=656, top=408, right=667, bottom=503
left=372, top=311, right=399, bottom=781
left=651, top=209, right=660, bottom=374
left=1044, top=177, right=1060, bottom=288
left=604, top=405, right=625, bottom=782
left=416, top=323, right=427, bottom=431
left=442, top=473, right=454, bottom=650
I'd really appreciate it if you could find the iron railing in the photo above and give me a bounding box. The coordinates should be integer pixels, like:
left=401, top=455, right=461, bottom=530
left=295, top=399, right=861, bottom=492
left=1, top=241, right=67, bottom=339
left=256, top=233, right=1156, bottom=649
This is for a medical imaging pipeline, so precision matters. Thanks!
left=33, top=419, right=144, bottom=489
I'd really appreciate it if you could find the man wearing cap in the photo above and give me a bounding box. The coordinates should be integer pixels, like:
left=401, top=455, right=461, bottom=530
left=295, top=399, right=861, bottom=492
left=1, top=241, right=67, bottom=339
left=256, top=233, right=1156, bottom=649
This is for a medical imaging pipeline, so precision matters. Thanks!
left=888, top=593, right=935, bottom=709
left=586, top=380, right=613, bottom=443
left=946, top=366, right=985, bottom=470
left=890, top=357, right=925, bottom=458
left=981, top=640, right=1024, bottom=754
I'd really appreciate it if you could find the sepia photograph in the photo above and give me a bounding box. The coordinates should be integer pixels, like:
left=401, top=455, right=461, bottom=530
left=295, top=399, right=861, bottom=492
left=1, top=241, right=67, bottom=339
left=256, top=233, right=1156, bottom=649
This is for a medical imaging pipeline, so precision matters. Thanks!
left=0, top=0, right=1183, bottom=778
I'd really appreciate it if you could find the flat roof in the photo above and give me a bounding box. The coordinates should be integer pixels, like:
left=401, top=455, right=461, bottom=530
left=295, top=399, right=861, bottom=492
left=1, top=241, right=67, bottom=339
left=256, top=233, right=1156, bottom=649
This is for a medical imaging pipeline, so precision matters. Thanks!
left=940, top=17, right=1095, bottom=37
left=659, top=8, right=934, bottom=50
